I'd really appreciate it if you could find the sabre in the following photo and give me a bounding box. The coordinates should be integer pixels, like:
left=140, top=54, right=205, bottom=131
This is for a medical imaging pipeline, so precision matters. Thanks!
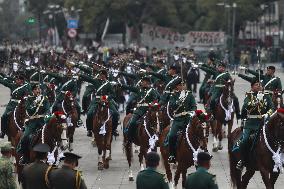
left=257, top=48, right=261, bottom=83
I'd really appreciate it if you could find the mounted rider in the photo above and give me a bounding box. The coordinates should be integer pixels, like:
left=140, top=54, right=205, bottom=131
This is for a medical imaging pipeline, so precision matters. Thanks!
left=80, top=69, right=120, bottom=137
left=167, top=78, right=197, bottom=164
left=17, top=84, right=50, bottom=164
left=236, top=77, right=274, bottom=170
left=0, top=73, right=31, bottom=138
left=121, top=76, right=160, bottom=142
left=204, top=62, right=241, bottom=120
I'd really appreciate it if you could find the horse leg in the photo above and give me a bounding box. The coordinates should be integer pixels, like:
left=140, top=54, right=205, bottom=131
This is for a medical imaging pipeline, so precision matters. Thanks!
left=97, top=147, right=104, bottom=170
left=270, top=172, right=279, bottom=189
left=126, top=141, right=134, bottom=181
left=217, top=121, right=223, bottom=150
left=259, top=168, right=273, bottom=189
left=138, top=147, right=145, bottom=171
left=241, top=169, right=255, bottom=189
left=67, top=127, right=74, bottom=152
left=134, top=144, right=139, bottom=153
left=228, top=120, right=233, bottom=136
left=182, top=169, right=187, bottom=188
left=212, top=121, right=218, bottom=152
left=174, top=165, right=182, bottom=188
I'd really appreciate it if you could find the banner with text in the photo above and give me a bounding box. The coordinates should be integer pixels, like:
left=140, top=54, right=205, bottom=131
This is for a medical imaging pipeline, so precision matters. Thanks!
left=141, top=24, right=225, bottom=49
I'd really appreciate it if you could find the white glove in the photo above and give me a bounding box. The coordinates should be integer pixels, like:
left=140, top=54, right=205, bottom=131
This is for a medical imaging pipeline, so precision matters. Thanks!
left=40, top=70, right=46, bottom=73
left=139, top=69, right=147, bottom=73
left=263, top=113, right=269, bottom=119
left=179, top=90, right=186, bottom=100
left=257, top=92, right=264, bottom=101
left=35, top=96, right=42, bottom=103
left=110, top=81, right=117, bottom=85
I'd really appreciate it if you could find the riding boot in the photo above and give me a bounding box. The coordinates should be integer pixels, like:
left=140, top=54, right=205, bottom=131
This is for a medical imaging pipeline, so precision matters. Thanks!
left=86, top=115, right=93, bottom=137
left=76, top=106, right=83, bottom=127
left=127, top=125, right=136, bottom=143
left=112, top=116, right=119, bottom=137
left=233, top=97, right=241, bottom=120
left=0, top=115, right=8, bottom=138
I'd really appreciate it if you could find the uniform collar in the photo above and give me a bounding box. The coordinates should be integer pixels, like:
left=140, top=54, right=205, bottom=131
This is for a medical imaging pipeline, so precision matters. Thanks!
left=146, top=167, right=157, bottom=171
left=197, top=166, right=208, bottom=172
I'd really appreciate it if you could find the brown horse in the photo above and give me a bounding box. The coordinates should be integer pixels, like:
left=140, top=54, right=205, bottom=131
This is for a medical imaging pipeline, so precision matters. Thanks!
left=8, top=98, right=26, bottom=147
left=92, top=96, right=113, bottom=170
left=123, top=103, right=162, bottom=181
left=57, top=91, right=78, bottom=151
left=159, top=112, right=209, bottom=188
left=229, top=109, right=284, bottom=189
left=212, top=80, right=235, bottom=152
left=271, top=89, right=283, bottom=109
left=46, top=83, right=56, bottom=105
left=17, top=112, right=66, bottom=182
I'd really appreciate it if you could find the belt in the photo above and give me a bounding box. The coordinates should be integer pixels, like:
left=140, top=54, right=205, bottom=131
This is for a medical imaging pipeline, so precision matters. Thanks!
left=264, top=90, right=273, bottom=94
left=10, top=99, right=20, bottom=103
left=247, top=115, right=263, bottom=119
left=174, top=111, right=191, bottom=118
left=215, top=84, right=225, bottom=87
left=137, top=103, right=149, bottom=107
left=28, top=115, right=45, bottom=120
left=30, top=81, right=40, bottom=84
left=95, top=95, right=108, bottom=99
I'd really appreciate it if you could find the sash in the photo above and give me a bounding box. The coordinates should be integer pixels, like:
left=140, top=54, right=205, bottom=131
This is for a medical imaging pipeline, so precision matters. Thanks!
left=165, top=76, right=179, bottom=89
left=264, top=77, right=277, bottom=89
left=138, top=88, right=153, bottom=104
left=29, top=72, right=38, bottom=80
left=215, top=72, right=227, bottom=81
left=12, top=83, right=28, bottom=96
left=96, top=81, right=109, bottom=94
left=61, top=79, right=73, bottom=89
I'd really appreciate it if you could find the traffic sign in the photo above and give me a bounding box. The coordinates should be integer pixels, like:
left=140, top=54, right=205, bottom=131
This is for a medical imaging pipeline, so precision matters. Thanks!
left=68, top=29, right=77, bottom=38
left=67, top=19, right=78, bottom=29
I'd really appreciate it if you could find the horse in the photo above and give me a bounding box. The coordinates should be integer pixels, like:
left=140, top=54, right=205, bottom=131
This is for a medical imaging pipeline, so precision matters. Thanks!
left=123, top=102, right=161, bottom=181
left=7, top=98, right=26, bottom=147
left=270, top=89, right=283, bottom=109
left=92, top=95, right=113, bottom=170
left=212, top=79, right=235, bottom=152
left=229, top=109, right=284, bottom=189
left=159, top=111, right=209, bottom=188
left=57, top=91, right=78, bottom=151
left=17, top=112, right=67, bottom=183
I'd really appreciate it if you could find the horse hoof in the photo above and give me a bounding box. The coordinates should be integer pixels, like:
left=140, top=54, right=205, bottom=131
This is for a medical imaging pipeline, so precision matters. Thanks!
left=212, top=147, right=218, bottom=152
left=106, top=156, right=112, bottom=161
left=92, top=140, right=97, bottom=147
left=134, top=149, right=139, bottom=153
left=218, top=146, right=223, bottom=150
left=129, top=177, right=134, bottom=181
left=98, top=162, right=104, bottom=170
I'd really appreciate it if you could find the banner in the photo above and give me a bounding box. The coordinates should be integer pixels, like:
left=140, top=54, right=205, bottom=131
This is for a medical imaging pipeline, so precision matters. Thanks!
left=141, top=24, right=225, bottom=49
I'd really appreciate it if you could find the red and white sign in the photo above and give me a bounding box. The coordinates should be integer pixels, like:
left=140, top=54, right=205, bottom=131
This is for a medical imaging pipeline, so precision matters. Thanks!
left=68, top=29, right=77, bottom=38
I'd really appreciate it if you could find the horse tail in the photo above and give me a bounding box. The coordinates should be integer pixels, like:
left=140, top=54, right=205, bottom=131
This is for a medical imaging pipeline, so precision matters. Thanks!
left=228, top=131, right=237, bottom=188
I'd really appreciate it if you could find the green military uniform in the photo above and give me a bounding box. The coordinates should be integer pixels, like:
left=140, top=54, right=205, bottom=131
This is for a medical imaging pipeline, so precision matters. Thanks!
left=199, top=64, right=216, bottom=103
left=136, top=167, right=169, bottom=189
left=17, top=94, right=50, bottom=162
left=168, top=85, right=197, bottom=158
left=0, top=76, right=31, bottom=136
left=239, top=91, right=274, bottom=164
left=247, top=69, right=282, bottom=92
left=0, top=142, right=17, bottom=189
left=122, top=82, right=160, bottom=140
left=80, top=74, right=119, bottom=133
left=22, top=160, right=51, bottom=189
left=185, top=167, right=218, bottom=189
left=48, top=165, right=87, bottom=189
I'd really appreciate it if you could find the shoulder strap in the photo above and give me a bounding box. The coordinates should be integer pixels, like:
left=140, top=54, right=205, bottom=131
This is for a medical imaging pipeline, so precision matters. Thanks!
left=75, top=170, right=82, bottom=189
left=215, top=72, right=227, bottom=81
left=44, top=165, right=53, bottom=188
left=96, top=81, right=109, bottom=94
left=61, top=79, right=73, bottom=89
left=264, top=77, right=277, bottom=89
left=12, top=83, right=28, bottom=95
left=138, top=88, right=153, bottom=104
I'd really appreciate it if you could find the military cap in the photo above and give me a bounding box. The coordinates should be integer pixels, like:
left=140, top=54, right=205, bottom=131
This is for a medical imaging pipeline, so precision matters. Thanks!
left=169, top=65, right=178, bottom=71
left=251, top=77, right=261, bottom=86
left=267, top=66, right=275, bottom=70
left=33, top=143, right=50, bottom=153
left=197, top=152, right=213, bottom=162
left=0, top=141, right=14, bottom=152
left=31, top=83, right=40, bottom=91
left=218, top=61, right=227, bottom=68
left=63, top=152, right=82, bottom=162
left=172, top=77, right=183, bottom=88
left=15, top=74, right=25, bottom=80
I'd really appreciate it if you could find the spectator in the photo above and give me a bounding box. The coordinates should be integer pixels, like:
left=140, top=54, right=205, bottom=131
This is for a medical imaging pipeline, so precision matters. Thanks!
left=185, top=152, right=218, bottom=189
left=0, top=141, right=17, bottom=189
left=136, top=152, right=169, bottom=189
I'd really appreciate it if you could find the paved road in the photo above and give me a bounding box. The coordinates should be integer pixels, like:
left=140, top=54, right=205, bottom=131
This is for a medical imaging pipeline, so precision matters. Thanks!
left=1, top=64, right=284, bottom=189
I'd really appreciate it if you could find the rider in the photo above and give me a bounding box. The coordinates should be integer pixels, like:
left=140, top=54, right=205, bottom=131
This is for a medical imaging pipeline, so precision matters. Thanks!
left=167, top=78, right=197, bottom=164
left=81, top=69, right=120, bottom=137
left=236, top=77, right=274, bottom=170
left=17, top=84, right=50, bottom=164
left=0, top=74, right=31, bottom=138
left=247, top=66, right=282, bottom=92
left=121, top=76, right=160, bottom=142
left=205, top=62, right=241, bottom=120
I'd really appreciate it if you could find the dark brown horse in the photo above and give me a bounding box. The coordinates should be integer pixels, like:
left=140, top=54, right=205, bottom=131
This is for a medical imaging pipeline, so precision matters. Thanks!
left=212, top=79, right=235, bottom=152
left=57, top=91, right=78, bottom=151
left=229, top=109, right=284, bottom=189
left=123, top=103, right=162, bottom=181
left=159, top=111, right=209, bottom=188
left=92, top=96, right=113, bottom=170
left=271, top=89, right=283, bottom=109
left=8, top=98, right=26, bottom=147
left=46, top=83, right=56, bottom=105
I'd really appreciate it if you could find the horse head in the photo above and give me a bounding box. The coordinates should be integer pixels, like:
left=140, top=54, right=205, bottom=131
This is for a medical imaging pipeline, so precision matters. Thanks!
left=43, top=111, right=67, bottom=144
left=62, top=91, right=75, bottom=115
left=272, top=90, right=283, bottom=109
left=191, top=110, right=210, bottom=151
left=96, top=95, right=110, bottom=121
left=268, top=109, right=284, bottom=148
left=146, top=100, right=161, bottom=133
left=46, top=84, right=56, bottom=103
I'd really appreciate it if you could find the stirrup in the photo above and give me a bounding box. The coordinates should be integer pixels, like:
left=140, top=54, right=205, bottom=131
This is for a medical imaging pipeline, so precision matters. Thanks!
left=236, top=160, right=244, bottom=171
